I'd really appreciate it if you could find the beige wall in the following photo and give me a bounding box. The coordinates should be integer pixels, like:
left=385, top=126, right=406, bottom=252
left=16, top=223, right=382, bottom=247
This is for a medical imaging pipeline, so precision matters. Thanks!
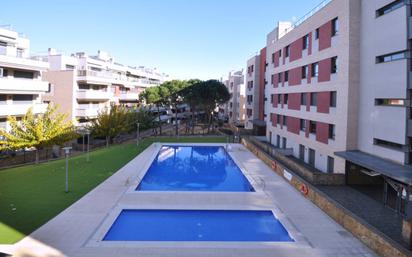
left=42, top=70, right=75, bottom=123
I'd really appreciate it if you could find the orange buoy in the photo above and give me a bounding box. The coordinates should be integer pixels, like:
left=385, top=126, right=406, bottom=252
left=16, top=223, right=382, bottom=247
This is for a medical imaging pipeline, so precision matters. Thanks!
left=300, top=184, right=309, bottom=196
left=271, top=161, right=276, bottom=170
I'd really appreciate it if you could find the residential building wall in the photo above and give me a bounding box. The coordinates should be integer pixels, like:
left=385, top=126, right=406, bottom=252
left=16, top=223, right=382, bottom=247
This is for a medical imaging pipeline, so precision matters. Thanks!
left=226, top=70, right=245, bottom=125
left=358, top=0, right=410, bottom=164
left=245, top=55, right=261, bottom=129
left=265, top=0, right=361, bottom=173
left=39, top=49, right=168, bottom=127
left=0, top=27, right=49, bottom=131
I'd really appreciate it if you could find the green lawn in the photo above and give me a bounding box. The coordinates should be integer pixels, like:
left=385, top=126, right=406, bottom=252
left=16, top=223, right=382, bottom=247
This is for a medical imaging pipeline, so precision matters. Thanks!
left=0, top=136, right=226, bottom=244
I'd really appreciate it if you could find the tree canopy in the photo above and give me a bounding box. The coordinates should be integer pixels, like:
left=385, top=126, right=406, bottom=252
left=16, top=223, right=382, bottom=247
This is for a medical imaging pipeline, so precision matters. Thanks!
left=0, top=104, right=78, bottom=163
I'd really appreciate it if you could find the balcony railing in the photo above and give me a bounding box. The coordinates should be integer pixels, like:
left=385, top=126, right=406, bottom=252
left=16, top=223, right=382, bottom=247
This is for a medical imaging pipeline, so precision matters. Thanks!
left=76, top=90, right=111, bottom=101
left=0, top=103, right=47, bottom=117
left=0, top=78, right=49, bottom=92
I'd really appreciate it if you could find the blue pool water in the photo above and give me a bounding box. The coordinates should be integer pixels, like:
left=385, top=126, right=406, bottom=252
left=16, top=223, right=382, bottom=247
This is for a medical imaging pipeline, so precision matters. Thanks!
left=103, top=210, right=294, bottom=242
left=136, top=145, right=254, bottom=192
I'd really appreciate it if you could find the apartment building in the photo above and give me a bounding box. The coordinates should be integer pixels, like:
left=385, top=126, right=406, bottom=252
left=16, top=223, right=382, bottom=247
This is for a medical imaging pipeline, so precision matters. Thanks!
left=0, top=27, right=49, bottom=131
left=39, top=49, right=167, bottom=127
left=245, top=55, right=261, bottom=130
left=225, top=70, right=246, bottom=126
left=265, top=0, right=358, bottom=175
left=257, top=0, right=412, bottom=214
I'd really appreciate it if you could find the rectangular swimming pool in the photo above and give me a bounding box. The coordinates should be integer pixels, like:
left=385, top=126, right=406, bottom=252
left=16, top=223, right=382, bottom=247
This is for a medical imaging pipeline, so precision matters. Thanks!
left=103, top=210, right=294, bottom=242
left=136, top=145, right=254, bottom=192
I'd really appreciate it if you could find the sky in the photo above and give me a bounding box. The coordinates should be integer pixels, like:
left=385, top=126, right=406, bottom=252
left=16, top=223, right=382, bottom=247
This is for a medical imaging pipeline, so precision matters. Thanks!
left=1, top=0, right=323, bottom=80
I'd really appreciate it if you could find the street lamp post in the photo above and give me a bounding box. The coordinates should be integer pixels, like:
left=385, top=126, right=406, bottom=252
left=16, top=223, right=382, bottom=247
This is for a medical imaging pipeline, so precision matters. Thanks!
left=82, top=133, right=85, bottom=152
left=86, top=130, right=90, bottom=162
left=62, top=147, right=72, bottom=193
left=136, top=122, right=140, bottom=146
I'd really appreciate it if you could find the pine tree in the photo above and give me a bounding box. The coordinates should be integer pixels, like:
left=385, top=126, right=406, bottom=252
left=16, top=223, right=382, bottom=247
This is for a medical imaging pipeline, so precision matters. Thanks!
left=0, top=104, right=78, bottom=163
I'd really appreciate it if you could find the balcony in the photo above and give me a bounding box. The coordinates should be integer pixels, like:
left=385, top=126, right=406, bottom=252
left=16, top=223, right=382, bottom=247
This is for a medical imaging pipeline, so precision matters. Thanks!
left=0, top=78, right=49, bottom=93
left=77, top=70, right=117, bottom=85
left=0, top=102, right=47, bottom=117
left=119, top=92, right=139, bottom=102
left=75, top=108, right=100, bottom=118
left=0, top=49, right=49, bottom=71
left=76, top=90, right=111, bottom=101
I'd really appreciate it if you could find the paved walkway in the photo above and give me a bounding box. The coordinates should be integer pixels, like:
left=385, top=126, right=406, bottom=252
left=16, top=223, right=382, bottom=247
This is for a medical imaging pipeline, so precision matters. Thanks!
left=318, top=185, right=403, bottom=245
left=9, top=143, right=377, bottom=257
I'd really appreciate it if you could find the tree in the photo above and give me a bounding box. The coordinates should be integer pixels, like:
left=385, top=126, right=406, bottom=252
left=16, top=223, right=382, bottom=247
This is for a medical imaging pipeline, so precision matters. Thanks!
left=126, top=107, right=155, bottom=134
left=162, top=80, right=190, bottom=135
left=140, top=86, right=166, bottom=135
left=90, top=104, right=129, bottom=147
left=195, top=80, right=230, bottom=133
left=181, top=79, right=202, bottom=135
left=0, top=104, right=78, bottom=163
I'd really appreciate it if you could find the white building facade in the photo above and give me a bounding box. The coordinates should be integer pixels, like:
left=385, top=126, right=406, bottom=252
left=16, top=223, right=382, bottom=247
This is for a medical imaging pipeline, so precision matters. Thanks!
left=0, top=27, right=49, bottom=131
left=39, top=49, right=167, bottom=127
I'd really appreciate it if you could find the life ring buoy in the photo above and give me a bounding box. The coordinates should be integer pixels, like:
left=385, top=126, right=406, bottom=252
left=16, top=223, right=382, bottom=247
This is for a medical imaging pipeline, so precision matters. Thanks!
left=271, top=161, right=276, bottom=170
left=300, top=184, right=309, bottom=196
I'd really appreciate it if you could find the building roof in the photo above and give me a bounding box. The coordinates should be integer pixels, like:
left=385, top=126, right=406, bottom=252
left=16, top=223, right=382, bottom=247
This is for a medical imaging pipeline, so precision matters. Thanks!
left=335, top=150, right=412, bottom=185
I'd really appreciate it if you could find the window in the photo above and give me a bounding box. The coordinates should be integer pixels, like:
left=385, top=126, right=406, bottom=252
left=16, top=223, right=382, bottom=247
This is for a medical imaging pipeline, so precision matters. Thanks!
left=301, top=93, right=307, bottom=105
left=303, top=35, right=309, bottom=50
left=315, top=28, right=320, bottom=40
left=309, top=121, right=316, bottom=134
left=330, top=91, right=337, bottom=107
left=331, top=56, right=338, bottom=74
left=14, top=70, right=34, bottom=79
left=332, top=17, right=339, bottom=36
left=328, top=124, right=335, bottom=140
left=66, top=64, right=75, bottom=70
left=47, top=83, right=52, bottom=93
left=283, top=94, right=289, bottom=105
left=270, top=94, right=273, bottom=104
left=276, top=114, right=281, bottom=124
left=283, top=116, right=287, bottom=126
left=0, top=94, right=6, bottom=103
left=279, top=50, right=282, bottom=58
left=310, top=92, right=317, bottom=106
left=302, top=65, right=308, bottom=79
left=374, top=138, right=404, bottom=151
left=375, top=99, right=405, bottom=106
left=282, top=137, right=287, bottom=149
left=299, top=145, right=305, bottom=161
left=376, top=51, right=407, bottom=63
left=276, top=135, right=281, bottom=147
left=327, top=156, right=334, bottom=173
left=285, top=45, right=290, bottom=57
left=16, top=48, right=24, bottom=58
left=12, top=94, right=33, bottom=103
left=277, top=94, right=281, bottom=103
left=284, top=71, right=289, bottom=82
left=300, top=119, right=306, bottom=131
left=311, top=63, right=319, bottom=77
left=271, top=53, right=275, bottom=63
left=278, top=73, right=282, bottom=83
left=376, top=0, right=404, bottom=17
left=308, top=148, right=315, bottom=166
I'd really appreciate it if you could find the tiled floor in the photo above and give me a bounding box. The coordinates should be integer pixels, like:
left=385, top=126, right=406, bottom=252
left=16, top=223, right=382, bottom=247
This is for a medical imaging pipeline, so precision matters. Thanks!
left=10, top=143, right=378, bottom=257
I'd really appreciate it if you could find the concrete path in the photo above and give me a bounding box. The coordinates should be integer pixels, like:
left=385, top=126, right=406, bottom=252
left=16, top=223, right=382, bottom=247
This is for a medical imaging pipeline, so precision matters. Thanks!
left=10, top=143, right=377, bottom=257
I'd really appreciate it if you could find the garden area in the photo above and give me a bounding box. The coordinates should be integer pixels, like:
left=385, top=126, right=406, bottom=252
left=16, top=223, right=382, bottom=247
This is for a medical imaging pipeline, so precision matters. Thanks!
left=0, top=136, right=226, bottom=244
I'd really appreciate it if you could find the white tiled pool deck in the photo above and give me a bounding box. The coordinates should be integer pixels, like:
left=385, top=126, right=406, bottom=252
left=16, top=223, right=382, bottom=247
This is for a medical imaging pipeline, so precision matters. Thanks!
left=11, top=143, right=377, bottom=257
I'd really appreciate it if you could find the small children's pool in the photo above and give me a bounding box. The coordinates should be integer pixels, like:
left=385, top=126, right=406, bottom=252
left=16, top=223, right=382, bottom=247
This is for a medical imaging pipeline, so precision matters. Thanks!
left=103, top=210, right=294, bottom=242
left=136, top=145, right=254, bottom=192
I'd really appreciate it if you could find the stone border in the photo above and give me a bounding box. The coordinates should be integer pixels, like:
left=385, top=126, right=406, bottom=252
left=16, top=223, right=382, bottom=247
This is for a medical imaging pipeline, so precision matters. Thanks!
left=242, top=138, right=411, bottom=257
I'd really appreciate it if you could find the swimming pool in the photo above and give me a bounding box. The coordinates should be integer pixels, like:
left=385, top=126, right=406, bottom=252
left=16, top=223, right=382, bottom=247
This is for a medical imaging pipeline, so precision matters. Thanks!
left=136, top=145, right=254, bottom=192
left=103, top=210, right=294, bottom=242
